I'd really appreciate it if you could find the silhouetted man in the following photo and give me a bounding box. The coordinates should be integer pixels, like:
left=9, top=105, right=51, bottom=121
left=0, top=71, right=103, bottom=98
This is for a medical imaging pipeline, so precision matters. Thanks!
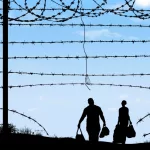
left=117, top=100, right=131, bottom=144
left=78, top=98, right=106, bottom=142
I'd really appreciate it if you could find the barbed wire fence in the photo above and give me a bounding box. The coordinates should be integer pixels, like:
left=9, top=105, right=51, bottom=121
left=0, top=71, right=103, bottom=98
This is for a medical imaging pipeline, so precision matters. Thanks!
left=137, top=113, right=150, bottom=137
left=0, top=0, right=150, bottom=138
left=0, top=108, right=49, bottom=136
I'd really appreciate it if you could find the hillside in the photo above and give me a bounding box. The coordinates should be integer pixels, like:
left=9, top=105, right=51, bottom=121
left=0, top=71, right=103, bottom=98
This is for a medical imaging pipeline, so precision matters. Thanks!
left=0, top=133, right=149, bottom=147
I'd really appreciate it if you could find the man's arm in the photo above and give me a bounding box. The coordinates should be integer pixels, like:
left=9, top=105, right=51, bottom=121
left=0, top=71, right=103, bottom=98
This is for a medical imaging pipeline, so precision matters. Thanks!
left=99, top=107, right=106, bottom=126
left=78, top=109, right=86, bottom=128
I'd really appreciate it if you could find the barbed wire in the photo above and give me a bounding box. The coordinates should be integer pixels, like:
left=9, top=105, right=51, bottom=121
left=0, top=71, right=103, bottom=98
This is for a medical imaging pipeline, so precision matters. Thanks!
left=1, top=40, right=150, bottom=45
left=136, top=113, right=150, bottom=137
left=137, top=113, right=150, bottom=124
left=0, top=83, right=150, bottom=90
left=1, top=7, right=150, bottom=12
left=1, top=55, right=150, bottom=60
left=143, top=133, right=150, bottom=137
left=2, top=23, right=150, bottom=28
left=1, top=71, right=150, bottom=77
left=5, top=0, right=80, bottom=22
left=0, top=108, right=49, bottom=136
left=80, top=0, right=90, bottom=90
left=1, top=0, right=150, bottom=22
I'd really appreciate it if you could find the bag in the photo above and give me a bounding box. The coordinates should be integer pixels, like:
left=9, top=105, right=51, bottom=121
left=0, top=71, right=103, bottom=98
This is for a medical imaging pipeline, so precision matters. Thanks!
left=113, top=124, right=122, bottom=143
left=100, top=126, right=109, bottom=138
left=126, top=123, right=136, bottom=138
left=75, top=127, right=85, bottom=141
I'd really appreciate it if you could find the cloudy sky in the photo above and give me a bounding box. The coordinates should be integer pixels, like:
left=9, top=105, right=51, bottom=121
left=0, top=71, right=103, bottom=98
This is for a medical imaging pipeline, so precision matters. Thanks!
left=0, top=0, right=150, bottom=144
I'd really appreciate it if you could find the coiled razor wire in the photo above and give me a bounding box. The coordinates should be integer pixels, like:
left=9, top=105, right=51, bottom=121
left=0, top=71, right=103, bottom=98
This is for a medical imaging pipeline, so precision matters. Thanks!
left=1, top=0, right=150, bottom=22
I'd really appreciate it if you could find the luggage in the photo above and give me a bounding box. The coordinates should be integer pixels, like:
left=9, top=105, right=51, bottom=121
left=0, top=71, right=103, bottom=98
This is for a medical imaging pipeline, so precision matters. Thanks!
left=99, top=126, right=109, bottom=138
left=126, top=123, right=136, bottom=138
left=113, top=124, right=122, bottom=143
left=75, top=127, right=85, bottom=141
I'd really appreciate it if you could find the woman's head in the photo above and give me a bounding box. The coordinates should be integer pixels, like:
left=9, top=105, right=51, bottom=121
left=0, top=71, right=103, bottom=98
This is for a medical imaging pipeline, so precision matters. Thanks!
left=121, top=100, right=127, bottom=106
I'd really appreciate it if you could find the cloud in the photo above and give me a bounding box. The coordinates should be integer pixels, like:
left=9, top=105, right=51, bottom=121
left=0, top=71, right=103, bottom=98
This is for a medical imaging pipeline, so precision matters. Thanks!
left=135, top=0, right=150, bottom=8
left=119, top=94, right=128, bottom=99
left=128, top=36, right=139, bottom=40
left=28, top=108, right=38, bottom=112
left=130, top=18, right=144, bottom=23
left=135, top=98, right=142, bottom=103
left=135, top=98, right=150, bottom=104
left=75, top=29, right=122, bottom=40
left=108, top=107, right=117, bottom=112
left=75, top=29, right=139, bottom=40
left=40, top=96, right=44, bottom=101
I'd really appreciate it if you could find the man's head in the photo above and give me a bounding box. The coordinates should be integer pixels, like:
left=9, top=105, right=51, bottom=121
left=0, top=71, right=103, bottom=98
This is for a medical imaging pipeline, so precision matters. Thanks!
left=121, top=100, right=127, bottom=106
left=88, top=98, right=94, bottom=105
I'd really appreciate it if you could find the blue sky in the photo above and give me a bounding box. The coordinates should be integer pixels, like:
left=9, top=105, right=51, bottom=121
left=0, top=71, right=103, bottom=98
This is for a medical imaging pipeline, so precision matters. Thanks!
left=0, top=0, right=150, bottom=144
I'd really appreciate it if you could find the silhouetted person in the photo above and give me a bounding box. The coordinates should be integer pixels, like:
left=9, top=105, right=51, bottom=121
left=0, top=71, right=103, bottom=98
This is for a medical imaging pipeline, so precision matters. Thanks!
left=117, top=100, right=131, bottom=144
left=78, top=98, right=106, bottom=142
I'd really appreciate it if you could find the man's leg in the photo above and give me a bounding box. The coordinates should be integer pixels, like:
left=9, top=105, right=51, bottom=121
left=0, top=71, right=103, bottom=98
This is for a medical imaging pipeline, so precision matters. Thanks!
left=89, top=134, right=92, bottom=141
left=95, top=131, right=100, bottom=142
left=87, top=127, right=100, bottom=142
left=95, top=129, right=100, bottom=142
left=87, top=130, right=92, bottom=141
left=122, top=137, right=126, bottom=144
left=90, top=129, right=100, bottom=142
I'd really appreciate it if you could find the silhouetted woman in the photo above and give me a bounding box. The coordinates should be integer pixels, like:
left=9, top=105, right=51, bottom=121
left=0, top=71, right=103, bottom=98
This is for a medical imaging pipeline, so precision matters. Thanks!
left=117, top=100, right=131, bottom=144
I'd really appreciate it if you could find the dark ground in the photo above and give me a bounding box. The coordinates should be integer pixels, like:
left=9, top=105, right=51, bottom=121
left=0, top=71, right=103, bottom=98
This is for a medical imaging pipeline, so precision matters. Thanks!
left=0, top=133, right=149, bottom=147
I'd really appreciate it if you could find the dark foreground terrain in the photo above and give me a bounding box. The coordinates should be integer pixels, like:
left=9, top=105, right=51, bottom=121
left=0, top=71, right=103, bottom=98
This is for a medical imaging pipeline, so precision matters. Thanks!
left=0, top=133, right=149, bottom=147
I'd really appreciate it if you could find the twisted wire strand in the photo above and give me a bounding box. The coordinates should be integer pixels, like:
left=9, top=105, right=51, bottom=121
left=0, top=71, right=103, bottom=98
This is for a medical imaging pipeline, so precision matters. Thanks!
left=0, top=108, right=49, bottom=136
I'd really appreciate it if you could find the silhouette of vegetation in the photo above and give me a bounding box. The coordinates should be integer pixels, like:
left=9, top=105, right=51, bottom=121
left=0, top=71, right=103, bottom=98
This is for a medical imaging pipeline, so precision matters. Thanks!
left=144, top=140, right=150, bottom=143
left=0, top=123, right=18, bottom=134
left=0, top=123, right=42, bottom=136
left=19, top=126, right=33, bottom=135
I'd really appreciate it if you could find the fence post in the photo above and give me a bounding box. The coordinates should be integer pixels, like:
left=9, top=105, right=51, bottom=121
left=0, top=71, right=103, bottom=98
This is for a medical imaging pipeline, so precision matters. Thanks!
left=3, top=0, right=8, bottom=136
